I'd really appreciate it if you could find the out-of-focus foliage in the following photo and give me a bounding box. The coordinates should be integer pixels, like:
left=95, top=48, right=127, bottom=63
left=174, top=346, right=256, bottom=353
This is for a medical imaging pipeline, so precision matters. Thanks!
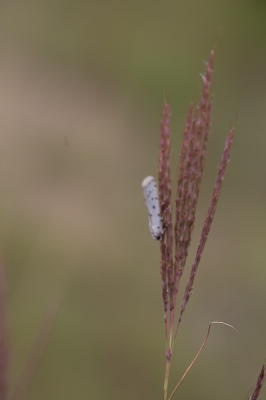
left=0, top=1, right=265, bottom=399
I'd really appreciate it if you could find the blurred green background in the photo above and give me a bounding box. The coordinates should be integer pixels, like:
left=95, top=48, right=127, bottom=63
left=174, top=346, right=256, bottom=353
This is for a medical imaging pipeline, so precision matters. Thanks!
left=0, top=0, right=265, bottom=399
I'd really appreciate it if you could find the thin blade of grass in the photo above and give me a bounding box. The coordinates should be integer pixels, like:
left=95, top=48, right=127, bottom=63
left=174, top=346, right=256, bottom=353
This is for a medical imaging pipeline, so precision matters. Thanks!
left=168, top=321, right=236, bottom=400
left=9, top=294, right=63, bottom=400
left=0, top=261, right=8, bottom=400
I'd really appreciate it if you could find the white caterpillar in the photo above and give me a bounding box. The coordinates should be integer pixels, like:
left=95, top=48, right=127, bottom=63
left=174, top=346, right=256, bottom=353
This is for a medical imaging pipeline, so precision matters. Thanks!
left=141, top=176, right=163, bottom=240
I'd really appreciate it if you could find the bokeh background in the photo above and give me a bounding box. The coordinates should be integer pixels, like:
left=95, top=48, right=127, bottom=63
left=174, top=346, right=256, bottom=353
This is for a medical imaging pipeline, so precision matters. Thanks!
left=0, top=0, right=265, bottom=399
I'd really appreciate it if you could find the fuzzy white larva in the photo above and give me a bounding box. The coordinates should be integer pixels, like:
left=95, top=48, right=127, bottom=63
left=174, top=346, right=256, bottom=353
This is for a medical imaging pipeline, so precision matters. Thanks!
left=141, top=176, right=163, bottom=240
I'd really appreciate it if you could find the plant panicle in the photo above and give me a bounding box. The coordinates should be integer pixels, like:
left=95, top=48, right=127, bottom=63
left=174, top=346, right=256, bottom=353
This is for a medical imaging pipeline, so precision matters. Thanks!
left=157, top=49, right=235, bottom=400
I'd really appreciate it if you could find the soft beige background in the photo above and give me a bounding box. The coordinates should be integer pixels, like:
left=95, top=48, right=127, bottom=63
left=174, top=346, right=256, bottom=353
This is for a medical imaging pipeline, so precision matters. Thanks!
left=0, top=0, right=265, bottom=399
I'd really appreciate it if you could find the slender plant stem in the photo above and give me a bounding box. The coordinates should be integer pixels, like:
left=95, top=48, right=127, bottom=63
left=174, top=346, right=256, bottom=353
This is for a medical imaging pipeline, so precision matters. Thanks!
left=168, top=322, right=236, bottom=400
left=163, top=357, right=171, bottom=400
